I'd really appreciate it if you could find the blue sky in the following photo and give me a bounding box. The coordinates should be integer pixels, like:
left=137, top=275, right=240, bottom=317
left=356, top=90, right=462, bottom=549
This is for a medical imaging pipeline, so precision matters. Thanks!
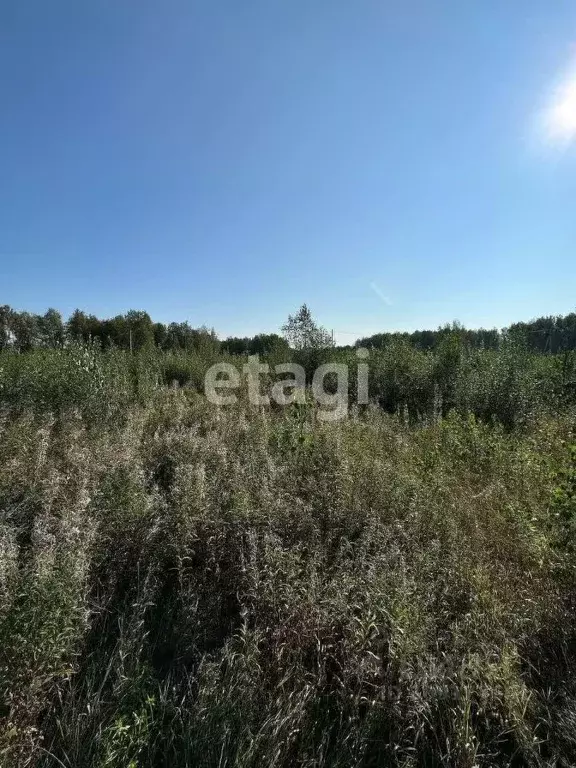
left=1, top=0, right=576, bottom=344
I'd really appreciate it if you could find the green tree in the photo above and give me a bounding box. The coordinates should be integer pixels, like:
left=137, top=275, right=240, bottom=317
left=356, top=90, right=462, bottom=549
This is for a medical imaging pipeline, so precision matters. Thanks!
left=38, top=308, right=65, bottom=348
left=11, top=311, right=39, bottom=351
left=67, top=309, right=93, bottom=344
left=281, top=305, right=333, bottom=350
left=250, top=333, right=290, bottom=356
left=125, top=310, right=154, bottom=351
left=0, top=305, right=14, bottom=349
left=152, top=322, right=169, bottom=349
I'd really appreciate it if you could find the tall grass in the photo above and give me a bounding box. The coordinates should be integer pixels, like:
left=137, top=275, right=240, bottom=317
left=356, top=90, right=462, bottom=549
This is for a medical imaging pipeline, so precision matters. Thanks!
left=0, top=344, right=575, bottom=766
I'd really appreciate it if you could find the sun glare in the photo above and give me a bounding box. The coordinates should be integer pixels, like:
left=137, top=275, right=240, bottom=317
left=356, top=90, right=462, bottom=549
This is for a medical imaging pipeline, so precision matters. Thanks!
left=543, top=61, right=576, bottom=147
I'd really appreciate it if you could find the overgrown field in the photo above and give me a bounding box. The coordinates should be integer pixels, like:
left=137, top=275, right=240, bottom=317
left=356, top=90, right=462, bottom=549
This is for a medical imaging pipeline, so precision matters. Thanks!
left=1, top=344, right=576, bottom=767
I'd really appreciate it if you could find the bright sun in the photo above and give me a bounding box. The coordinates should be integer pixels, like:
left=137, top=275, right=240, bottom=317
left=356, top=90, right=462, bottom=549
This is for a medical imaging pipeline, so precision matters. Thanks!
left=544, top=63, right=576, bottom=146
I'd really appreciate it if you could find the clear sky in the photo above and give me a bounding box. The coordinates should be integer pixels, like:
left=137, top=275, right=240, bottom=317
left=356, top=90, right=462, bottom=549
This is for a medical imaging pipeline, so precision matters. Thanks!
left=2, top=1, right=576, bottom=344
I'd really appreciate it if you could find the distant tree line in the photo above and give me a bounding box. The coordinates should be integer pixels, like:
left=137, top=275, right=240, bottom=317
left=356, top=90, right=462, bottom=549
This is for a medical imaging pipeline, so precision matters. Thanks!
left=0, top=305, right=304, bottom=356
left=356, top=324, right=500, bottom=351
left=357, top=314, right=576, bottom=353
left=220, top=334, right=289, bottom=356
left=1, top=304, right=576, bottom=355
left=506, top=314, right=576, bottom=353
left=0, top=306, right=220, bottom=354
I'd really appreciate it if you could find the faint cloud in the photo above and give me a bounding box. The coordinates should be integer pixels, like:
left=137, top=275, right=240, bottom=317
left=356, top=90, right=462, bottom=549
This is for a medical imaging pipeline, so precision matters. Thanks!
left=370, top=282, right=393, bottom=307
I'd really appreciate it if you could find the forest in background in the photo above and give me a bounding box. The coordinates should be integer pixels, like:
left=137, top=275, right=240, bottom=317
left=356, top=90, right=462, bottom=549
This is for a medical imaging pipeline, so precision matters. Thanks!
left=3, top=304, right=576, bottom=355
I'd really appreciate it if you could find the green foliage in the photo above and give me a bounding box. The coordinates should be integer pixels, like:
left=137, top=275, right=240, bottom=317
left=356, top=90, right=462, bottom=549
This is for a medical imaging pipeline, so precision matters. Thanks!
left=1, top=314, right=576, bottom=765
left=359, top=312, right=576, bottom=353
left=0, top=386, right=572, bottom=766
left=455, top=345, right=546, bottom=430
left=0, top=344, right=136, bottom=424
left=551, top=444, right=576, bottom=548
left=158, top=351, right=216, bottom=390
left=370, top=339, right=434, bottom=421
left=282, top=304, right=334, bottom=350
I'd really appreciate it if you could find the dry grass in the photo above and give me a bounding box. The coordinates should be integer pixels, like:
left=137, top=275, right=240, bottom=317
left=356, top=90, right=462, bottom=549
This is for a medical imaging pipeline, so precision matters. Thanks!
left=0, top=347, right=575, bottom=767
